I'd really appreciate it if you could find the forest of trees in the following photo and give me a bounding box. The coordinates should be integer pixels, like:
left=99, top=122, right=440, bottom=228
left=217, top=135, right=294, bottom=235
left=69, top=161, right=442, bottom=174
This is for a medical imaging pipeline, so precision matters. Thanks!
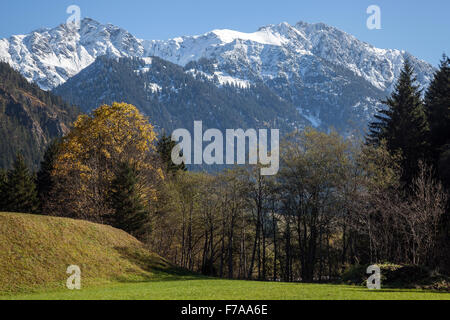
left=0, top=56, right=449, bottom=283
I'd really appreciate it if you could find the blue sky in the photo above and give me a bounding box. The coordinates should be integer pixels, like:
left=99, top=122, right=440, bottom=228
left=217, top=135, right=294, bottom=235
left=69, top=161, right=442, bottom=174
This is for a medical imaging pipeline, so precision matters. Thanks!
left=0, top=0, right=448, bottom=66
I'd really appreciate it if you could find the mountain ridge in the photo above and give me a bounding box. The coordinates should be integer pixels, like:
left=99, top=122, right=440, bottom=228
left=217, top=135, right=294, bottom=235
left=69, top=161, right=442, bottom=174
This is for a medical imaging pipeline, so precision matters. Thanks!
left=0, top=18, right=434, bottom=91
left=0, top=18, right=436, bottom=134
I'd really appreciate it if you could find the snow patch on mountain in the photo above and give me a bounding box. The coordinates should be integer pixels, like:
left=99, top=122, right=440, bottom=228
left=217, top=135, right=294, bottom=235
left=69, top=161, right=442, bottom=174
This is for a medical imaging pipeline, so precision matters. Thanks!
left=187, top=68, right=251, bottom=88
left=144, top=82, right=162, bottom=93
left=215, top=72, right=251, bottom=88
left=210, top=28, right=289, bottom=46
left=298, top=107, right=322, bottom=128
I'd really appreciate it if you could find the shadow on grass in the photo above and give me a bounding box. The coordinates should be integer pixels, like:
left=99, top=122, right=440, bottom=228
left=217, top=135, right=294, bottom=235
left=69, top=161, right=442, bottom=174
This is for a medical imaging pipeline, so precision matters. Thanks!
left=113, top=246, right=208, bottom=283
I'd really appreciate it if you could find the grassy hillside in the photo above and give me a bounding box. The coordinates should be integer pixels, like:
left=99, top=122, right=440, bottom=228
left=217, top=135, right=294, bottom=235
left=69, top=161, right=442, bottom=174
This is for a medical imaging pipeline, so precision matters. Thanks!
left=0, top=212, right=191, bottom=294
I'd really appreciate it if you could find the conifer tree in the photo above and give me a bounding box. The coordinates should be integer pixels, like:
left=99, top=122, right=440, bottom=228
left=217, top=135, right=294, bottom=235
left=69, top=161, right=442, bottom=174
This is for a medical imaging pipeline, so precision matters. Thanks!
left=425, top=54, right=450, bottom=185
left=36, top=139, right=61, bottom=212
left=108, top=162, right=148, bottom=236
left=0, top=168, right=7, bottom=211
left=3, top=154, right=38, bottom=213
left=368, top=59, right=429, bottom=185
left=0, top=169, right=6, bottom=186
left=157, top=134, right=187, bottom=174
left=424, top=55, right=450, bottom=274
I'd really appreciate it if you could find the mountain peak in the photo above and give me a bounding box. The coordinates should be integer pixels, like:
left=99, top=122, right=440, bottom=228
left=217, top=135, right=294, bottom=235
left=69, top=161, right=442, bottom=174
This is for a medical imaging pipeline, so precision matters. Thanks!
left=208, top=27, right=288, bottom=46
left=0, top=18, right=145, bottom=90
left=81, top=17, right=101, bottom=24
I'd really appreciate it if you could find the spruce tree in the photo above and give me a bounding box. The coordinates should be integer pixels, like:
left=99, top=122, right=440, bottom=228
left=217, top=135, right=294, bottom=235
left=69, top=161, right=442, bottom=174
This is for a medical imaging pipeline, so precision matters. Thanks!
left=0, top=169, right=6, bottom=186
left=424, top=55, right=450, bottom=273
left=108, top=162, right=148, bottom=236
left=157, top=134, right=187, bottom=174
left=3, top=154, right=38, bottom=213
left=368, top=59, right=429, bottom=185
left=0, top=169, right=7, bottom=211
left=425, top=54, right=450, bottom=184
left=36, top=139, right=61, bottom=212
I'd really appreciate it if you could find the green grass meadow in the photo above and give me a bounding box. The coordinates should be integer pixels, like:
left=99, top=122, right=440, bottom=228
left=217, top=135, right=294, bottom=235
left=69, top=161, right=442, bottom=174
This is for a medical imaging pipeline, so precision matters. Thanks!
left=3, top=279, right=450, bottom=300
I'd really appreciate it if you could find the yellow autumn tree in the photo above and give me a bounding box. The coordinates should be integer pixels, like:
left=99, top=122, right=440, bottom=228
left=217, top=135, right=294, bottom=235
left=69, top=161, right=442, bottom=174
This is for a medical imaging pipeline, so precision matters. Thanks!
left=48, top=102, right=163, bottom=223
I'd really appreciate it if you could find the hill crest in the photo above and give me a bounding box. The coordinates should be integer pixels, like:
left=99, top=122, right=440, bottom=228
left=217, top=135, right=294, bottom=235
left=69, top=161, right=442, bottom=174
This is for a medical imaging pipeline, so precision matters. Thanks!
left=0, top=212, right=185, bottom=294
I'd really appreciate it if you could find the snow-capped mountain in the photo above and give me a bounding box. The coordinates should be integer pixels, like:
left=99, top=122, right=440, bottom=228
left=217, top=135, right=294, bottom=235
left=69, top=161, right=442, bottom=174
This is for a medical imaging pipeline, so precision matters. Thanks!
left=0, top=18, right=434, bottom=91
left=0, top=18, right=144, bottom=90
left=0, top=18, right=436, bottom=133
left=144, top=21, right=433, bottom=92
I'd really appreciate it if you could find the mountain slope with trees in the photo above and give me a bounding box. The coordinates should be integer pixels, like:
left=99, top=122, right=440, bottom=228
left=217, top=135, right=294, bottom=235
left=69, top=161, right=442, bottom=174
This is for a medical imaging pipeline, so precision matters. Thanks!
left=0, top=62, right=80, bottom=169
left=53, top=56, right=306, bottom=134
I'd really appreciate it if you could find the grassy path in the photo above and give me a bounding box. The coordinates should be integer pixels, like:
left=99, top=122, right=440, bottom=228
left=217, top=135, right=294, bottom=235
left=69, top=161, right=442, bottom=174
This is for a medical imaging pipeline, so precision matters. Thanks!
left=2, top=279, right=450, bottom=300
